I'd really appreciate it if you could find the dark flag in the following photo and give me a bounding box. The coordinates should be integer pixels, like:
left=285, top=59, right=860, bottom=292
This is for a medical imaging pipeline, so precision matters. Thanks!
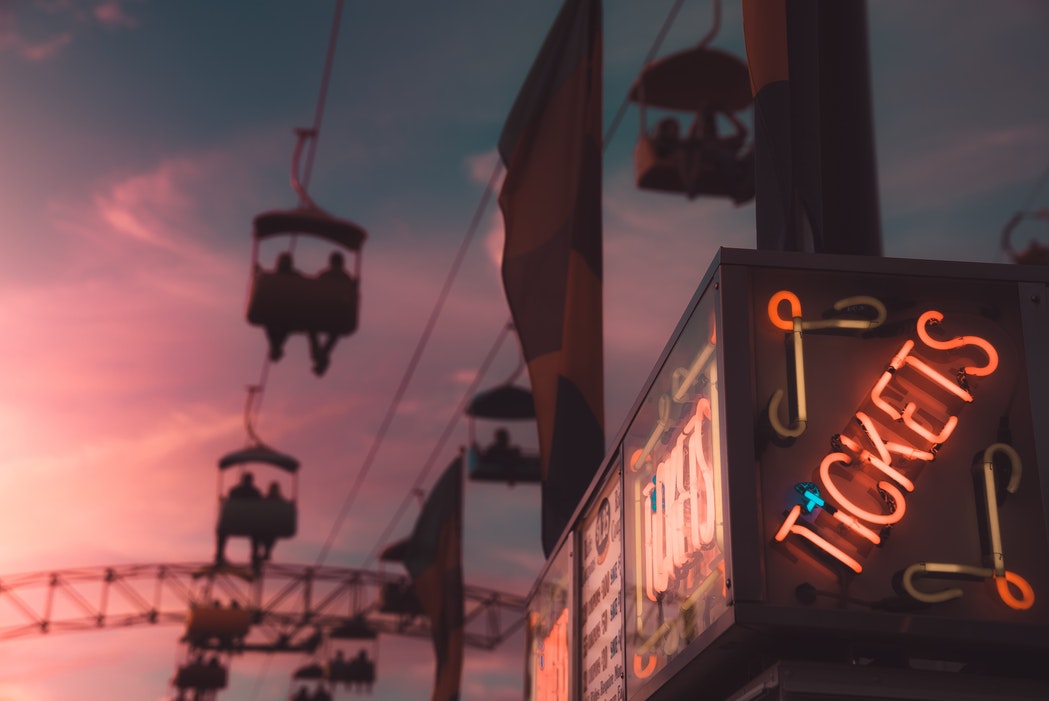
left=498, top=0, right=605, bottom=558
left=405, top=457, right=464, bottom=701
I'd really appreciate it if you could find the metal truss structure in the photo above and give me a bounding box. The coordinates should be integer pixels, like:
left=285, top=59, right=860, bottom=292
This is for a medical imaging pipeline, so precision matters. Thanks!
left=0, top=562, right=527, bottom=652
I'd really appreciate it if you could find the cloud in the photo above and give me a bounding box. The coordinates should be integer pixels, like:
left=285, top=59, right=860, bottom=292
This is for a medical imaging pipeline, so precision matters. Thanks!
left=0, top=0, right=138, bottom=61
left=92, top=0, right=137, bottom=29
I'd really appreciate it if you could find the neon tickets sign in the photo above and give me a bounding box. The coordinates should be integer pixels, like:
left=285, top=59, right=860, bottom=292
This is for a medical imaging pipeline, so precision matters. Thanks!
left=625, top=303, right=729, bottom=689
left=767, top=290, right=1034, bottom=611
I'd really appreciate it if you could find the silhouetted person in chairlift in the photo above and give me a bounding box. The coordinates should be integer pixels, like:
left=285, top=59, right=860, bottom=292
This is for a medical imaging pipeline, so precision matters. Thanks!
left=483, top=427, right=521, bottom=464
left=350, top=649, right=375, bottom=690
left=311, top=684, right=333, bottom=701
left=215, top=472, right=262, bottom=565
left=291, top=687, right=311, bottom=701
left=265, top=252, right=301, bottom=362
left=252, top=481, right=285, bottom=566
left=654, top=117, right=681, bottom=159
left=685, top=105, right=751, bottom=201
left=308, top=251, right=352, bottom=376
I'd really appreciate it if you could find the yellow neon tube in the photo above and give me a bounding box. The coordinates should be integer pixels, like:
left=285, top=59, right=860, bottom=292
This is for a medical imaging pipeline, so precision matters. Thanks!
left=916, top=311, right=999, bottom=377
left=709, top=364, right=725, bottom=552
left=631, top=394, right=670, bottom=473
left=902, top=561, right=992, bottom=604
left=801, top=296, right=887, bottom=330
left=672, top=341, right=715, bottom=402
left=981, top=443, right=1022, bottom=578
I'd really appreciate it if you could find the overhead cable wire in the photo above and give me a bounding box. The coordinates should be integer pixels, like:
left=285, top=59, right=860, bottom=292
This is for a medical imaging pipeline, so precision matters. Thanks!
left=247, top=0, right=347, bottom=427
left=342, top=0, right=693, bottom=565
left=602, top=0, right=688, bottom=150
left=362, top=320, right=515, bottom=568
left=313, top=160, right=505, bottom=566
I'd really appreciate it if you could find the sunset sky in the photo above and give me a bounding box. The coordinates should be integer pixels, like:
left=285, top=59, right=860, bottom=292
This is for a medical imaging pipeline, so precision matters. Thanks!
left=0, top=1, right=1047, bottom=699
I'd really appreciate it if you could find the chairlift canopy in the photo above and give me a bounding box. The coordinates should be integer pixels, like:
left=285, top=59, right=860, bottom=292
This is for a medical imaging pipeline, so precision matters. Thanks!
left=218, top=445, right=300, bottom=473
left=253, top=207, right=367, bottom=251
left=629, top=46, right=752, bottom=113
left=465, top=385, right=535, bottom=420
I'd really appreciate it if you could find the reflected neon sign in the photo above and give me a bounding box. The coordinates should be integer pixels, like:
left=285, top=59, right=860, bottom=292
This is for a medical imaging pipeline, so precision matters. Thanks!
left=768, top=291, right=1033, bottom=611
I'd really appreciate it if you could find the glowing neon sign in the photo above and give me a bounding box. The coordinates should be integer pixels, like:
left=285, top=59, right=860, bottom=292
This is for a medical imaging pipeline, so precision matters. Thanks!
left=626, top=302, right=728, bottom=691
left=768, top=290, right=1034, bottom=610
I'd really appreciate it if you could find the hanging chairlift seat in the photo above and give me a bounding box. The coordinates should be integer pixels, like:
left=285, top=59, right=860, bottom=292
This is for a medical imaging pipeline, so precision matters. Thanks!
left=629, top=45, right=755, bottom=203
left=378, top=580, right=425, bottom=616
left=464, top=384, right=541, bottom=484
left=216, top=445, right=300, bottom=562
left=174, top=659, right=229, bottom=691
left=184, top=603, right=253, bottom=649
left=328, top=651, right=377, bottom=689
left=247, top=206, right=367, bottom=364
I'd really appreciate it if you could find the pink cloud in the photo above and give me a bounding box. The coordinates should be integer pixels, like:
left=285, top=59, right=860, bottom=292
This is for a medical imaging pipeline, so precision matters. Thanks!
left=93, top=0, right=137, bottom=29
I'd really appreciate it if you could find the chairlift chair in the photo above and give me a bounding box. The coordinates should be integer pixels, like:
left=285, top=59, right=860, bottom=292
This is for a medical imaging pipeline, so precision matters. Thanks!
left=247, top=128, right=368, bottom=376
left=215, top=444, right=300, bottom=568
left=464, top=384, right=541, bottom=485
left=173, top=655, right=229, bottom=698
left=629, top=43, right=755, bottom=203
left=183, top=602, right=253, bottom=650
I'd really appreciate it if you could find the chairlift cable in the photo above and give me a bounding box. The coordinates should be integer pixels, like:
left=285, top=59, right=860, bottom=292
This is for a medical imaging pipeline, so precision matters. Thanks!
left=362, top=321, right=515, bottom=568
left=300, top=0, right=346, bottom=199
left=313, top=160, right=505, bottom=566
left=319, top=0, right=699, bottom=568
left=603, top=0, right=687, bottom=150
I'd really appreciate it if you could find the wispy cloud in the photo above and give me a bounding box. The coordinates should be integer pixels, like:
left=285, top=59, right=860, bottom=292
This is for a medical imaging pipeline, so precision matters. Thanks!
left=0, top=0, right=138, bottom=61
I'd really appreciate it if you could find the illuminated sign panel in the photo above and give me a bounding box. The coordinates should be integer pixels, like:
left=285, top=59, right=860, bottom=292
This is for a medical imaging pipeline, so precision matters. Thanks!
left=752, top=265, right=1049, bottom=624
left=580, top=469, right=625, bottom=701
left=622, top=284, right=730, bottom=697
left=527, top=537, right=573, bottom=701
left=531, top=250, right=1049, bottom=701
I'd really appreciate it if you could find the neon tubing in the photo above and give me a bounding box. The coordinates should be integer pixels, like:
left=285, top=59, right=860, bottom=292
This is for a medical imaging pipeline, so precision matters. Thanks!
left=862, top=450, right=915, bottom=492
left=855, top=411, right=892, bottom=465
left=885, top=442, right=935, bottom=461
left=672, top=341, right=715, bottom=402
left=902, top=562, right=992, bottom=604
left=631, top=394, right=670, bottom=473
left=832, top=509, right=881, bottom=545
left=709, top=364, right=725, bottom=552
left=916, top=311, right=999, bottom=376
left=768, top=290, right=801, bottom=331
left=789, top=523, right=863, bottom=573
left=819, top=453, right=907, bottom=525
left=871, top=340, right=914, bottom=420
left=996, top=571, right=1035, bottom=610
left=633, top=653, right=657, bottom=679
left=801, top=296, right=887, bottom=330
left=901, top=404, right=958, bottom=444
left=981, top=443, right=1022, bottom=577
left=903, top=354, right=974, bottom=402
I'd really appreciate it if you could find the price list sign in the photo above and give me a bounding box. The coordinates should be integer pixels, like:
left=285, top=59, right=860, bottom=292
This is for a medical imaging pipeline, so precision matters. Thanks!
left=580, top=473, right=625, bottom=701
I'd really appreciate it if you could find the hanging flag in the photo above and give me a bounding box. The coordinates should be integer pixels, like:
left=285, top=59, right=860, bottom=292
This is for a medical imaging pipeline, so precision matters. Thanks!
left=498, top=0, right=605, bottom=558
left=405, top=457, right=464, bottom=701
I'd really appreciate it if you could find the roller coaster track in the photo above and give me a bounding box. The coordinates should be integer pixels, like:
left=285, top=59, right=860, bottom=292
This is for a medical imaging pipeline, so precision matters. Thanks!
left=0, top=563, right=527, bottom=652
